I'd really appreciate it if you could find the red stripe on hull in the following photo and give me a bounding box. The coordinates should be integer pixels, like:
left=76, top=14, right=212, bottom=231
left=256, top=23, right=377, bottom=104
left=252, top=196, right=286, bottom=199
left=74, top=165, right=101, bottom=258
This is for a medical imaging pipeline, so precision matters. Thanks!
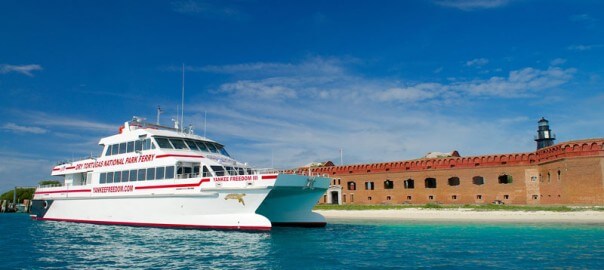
left=156, top=154, right=205, bottom=159
left=35, top=189, right=91, bottom=195
left=35, top=217, right=271, bottom=231
left=261, top=175, right=278, bottom=180
left=136, top=178, right=210, bottom=190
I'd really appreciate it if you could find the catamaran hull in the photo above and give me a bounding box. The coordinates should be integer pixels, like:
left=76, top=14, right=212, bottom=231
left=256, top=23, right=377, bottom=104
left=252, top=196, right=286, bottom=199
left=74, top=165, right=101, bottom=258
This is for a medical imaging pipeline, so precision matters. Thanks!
left=31, top=174, right=330, bottom=231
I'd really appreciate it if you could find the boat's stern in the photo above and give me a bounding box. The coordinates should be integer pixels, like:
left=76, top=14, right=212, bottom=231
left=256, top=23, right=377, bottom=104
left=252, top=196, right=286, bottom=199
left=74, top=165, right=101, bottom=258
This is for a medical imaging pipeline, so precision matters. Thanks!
left=255, top=173, right=330, bottom=227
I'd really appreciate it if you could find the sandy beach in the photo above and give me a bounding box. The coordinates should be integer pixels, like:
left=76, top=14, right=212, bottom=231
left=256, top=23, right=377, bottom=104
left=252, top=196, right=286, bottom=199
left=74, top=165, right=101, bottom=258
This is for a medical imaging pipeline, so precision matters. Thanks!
left=315, top=209, right=604, bottom=224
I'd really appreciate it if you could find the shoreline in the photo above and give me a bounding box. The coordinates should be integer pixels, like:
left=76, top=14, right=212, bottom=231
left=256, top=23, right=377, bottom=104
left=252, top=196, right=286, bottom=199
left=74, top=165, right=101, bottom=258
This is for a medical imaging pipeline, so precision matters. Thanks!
left=315, top=209, right=604, bottom=224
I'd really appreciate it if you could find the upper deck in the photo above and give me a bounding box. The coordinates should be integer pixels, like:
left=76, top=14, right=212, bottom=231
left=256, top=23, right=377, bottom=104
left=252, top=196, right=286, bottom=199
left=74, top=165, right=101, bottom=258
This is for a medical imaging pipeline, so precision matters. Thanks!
left=51, top=118, right=240, bottom=177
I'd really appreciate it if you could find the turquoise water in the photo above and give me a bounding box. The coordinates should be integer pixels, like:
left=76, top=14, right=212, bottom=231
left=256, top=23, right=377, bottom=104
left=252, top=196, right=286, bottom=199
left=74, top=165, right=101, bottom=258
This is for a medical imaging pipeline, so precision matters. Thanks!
left=1, top=214, right=603, bottom=269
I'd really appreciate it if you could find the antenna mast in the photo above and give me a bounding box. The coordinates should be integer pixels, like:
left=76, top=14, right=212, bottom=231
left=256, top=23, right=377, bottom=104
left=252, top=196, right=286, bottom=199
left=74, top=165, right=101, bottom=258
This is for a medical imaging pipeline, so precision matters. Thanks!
left=181, top=63, right=185, bottom=133
left=204, top=110, right=207, bottom=138
left=156, top=106, right=163, bottom=125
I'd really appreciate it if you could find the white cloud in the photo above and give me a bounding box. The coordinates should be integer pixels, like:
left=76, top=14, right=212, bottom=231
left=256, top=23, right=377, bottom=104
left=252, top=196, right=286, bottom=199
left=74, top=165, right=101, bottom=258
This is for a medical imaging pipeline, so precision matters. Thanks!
left=550, top=58, right=567, bottom=66
left=171, top=0, right=244, bottom=19
left=466, top=58, right=489, bottom=67
left=219, top=79, right=298, bottom=100
left=568, top=44, right=603, bottom=51
left=434, top=0, right=510, bottom=11
left=0, top=64, right=43, bottom=76
left=375, top=84, right=443, bottom=102
left=1, top=123, right=47, bottom=134
left=179, top=57, right=579, bottom=169
left=455, top=66, right=576, bottom=97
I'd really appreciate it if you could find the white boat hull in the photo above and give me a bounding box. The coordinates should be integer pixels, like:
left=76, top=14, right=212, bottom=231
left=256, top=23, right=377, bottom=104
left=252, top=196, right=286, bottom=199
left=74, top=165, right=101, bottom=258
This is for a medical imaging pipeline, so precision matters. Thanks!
left=31, top=174, right=329, bottom=231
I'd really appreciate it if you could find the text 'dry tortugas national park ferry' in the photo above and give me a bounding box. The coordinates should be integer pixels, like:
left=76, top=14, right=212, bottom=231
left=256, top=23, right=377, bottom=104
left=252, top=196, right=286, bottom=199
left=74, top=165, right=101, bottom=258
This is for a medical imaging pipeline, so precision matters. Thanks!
left=31, top=117, right=330, bottom=231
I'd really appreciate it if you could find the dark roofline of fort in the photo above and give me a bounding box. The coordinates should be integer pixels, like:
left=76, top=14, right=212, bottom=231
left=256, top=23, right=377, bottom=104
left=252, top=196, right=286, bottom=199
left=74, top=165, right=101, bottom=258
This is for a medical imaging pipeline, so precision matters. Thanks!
left=289, top=138, right=604, bottom=176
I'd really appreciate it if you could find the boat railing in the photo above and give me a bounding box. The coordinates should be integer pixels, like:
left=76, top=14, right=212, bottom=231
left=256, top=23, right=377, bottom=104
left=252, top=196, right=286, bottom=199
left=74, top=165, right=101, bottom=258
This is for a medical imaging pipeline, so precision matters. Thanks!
left=253, top=168, right=280, bottom=175
left=38, top=183, right=64, bottom=188
left=56, top=155, right=98, bottom=165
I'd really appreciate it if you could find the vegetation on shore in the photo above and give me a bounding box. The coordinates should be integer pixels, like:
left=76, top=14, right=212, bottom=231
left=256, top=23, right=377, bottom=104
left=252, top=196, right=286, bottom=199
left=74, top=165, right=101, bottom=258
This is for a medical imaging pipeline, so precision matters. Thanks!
left=0, top=188, right=35, bottom=202
left=0, top=180, right=61, bottom=202
left=314, top=203, right=604, bottom=212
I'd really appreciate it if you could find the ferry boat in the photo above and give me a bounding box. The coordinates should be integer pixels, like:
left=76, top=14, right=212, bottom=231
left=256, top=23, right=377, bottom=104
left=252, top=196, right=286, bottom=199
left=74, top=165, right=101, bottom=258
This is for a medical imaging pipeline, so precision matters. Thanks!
left=31, top=117, right=330, bottom=231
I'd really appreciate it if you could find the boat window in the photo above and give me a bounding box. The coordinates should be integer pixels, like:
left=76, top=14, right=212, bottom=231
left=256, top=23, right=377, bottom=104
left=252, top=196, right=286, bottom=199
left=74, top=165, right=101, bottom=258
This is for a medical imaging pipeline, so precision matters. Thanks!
left=147, top=168, right=156, bottom=180
left=170, top=139, right=189, bottom=150
left=105, top=147, right=111, bottom=157
left=156, top=167, right=165, bottom=180
left=111, top=144, right=118, bottom=156
left=138, top=169, right=146, bottom=181
left=135, top=140, right=143, bottom=152
left=247, top=168, right=253, bottom=175
left=114, top=171, right=122, bottom=183
left=106, top=172, right=114, bottom=183
left=225, top=166, right=235, bottom=175
left=211, top=166, right=226, bottom=176
left=122, top=171, right=129, bottom=182
left=193, top=165, right=200, bottom=177
left=100, top=172, right=107, bottom=184
left=127, top=141, right=134, bottom=153
left=238, top=167, right=245, bottom=175
left=205, top=143, right=218, bottom=153
left=119, top=143, right=127, bottom=154
left=184, top=140, right=200, bottom=151
left=218, top=146, right=230, bottom=157
left=202, top=166, right=211, bottom=177
left=155, top=137, right=173, bottom=149
left=129, top=170, right=137, bottom=181
left=165, top=166, right=175, bottom=179
left=143, top=138, right=152, bottom=150
left=195, top=141, right=209, bottom=152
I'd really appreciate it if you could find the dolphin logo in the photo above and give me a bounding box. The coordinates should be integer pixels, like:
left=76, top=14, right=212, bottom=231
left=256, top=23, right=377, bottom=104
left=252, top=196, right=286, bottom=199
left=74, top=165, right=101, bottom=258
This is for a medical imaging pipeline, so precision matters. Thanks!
left=224, top=193, right=246, bottom=206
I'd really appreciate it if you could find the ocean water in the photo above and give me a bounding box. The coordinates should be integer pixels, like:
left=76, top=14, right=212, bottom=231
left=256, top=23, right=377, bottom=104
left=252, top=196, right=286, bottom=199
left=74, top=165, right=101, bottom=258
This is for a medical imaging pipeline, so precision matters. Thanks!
left=1, top=214, right=603, bottom=269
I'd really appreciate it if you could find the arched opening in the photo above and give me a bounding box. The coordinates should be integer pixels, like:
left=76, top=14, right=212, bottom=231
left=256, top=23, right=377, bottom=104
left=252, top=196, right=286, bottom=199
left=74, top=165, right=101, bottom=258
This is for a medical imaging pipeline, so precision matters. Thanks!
left=384, top=180, right=394, bottom=189
left=347, top=181, right=356, bottom=190
left=472, top=176, right=485, bottom=185
left=425, top=178, right=437, bottom=189
left=498, top=174, right=513, bottom=184
left=404, top=179, right=415, bottom=189
left=448, top=177, right=460, bottom=186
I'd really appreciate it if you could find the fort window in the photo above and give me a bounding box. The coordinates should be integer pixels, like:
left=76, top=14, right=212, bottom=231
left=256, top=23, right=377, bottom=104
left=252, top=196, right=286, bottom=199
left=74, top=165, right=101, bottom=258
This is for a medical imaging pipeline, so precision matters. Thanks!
left=531, top=176, right=537, bottom=182
left=476, top=195, right=483, bottom=200
left=533, top=195, right=538, bottom=199
left=452, top=195, right=458, bottom=200
left=404, top=179, right=415, bottom=189
left=351, top=194, right=354, bottom=202
left=368, top=196, right=372, bottom=201
left=448, top=177, right=460, bottom=186
left=428, top=195, right=434, bottom=200
left=547, top=172, right=551, bottom=183
left=504, top=195, right=509, bottom=200
left=347, top=181, right=356, bottom=190
left=338, top=179, right=341, bottom=185
left=557, top=170, right=561, bottom=182
left=472, top=176, right=485, bottom=185
left=386, top=196, right=391, bottom=201
left=498, top=174, right=513, bottom=184
left=425, top=178, right=437, bottom=189
left=407, top=195, right=412, bottom=200
left=384, top=180, right=394, bottom=189
left=365, top=181, right=375, bottom=190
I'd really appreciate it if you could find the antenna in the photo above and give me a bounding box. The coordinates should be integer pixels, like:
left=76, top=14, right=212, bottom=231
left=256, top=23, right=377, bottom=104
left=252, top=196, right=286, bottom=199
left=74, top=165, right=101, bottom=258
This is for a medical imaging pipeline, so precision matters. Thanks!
left=156, top=106, right=163, bottom=125
left=204, top=110, right=207, bottom=138
left=181, top=63, right=185, bottom=133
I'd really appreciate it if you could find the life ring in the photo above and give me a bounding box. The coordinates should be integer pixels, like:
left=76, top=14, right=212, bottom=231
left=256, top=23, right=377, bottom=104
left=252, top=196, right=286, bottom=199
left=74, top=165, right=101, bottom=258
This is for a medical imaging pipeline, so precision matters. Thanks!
left=43, top=201, right=48, bottom=209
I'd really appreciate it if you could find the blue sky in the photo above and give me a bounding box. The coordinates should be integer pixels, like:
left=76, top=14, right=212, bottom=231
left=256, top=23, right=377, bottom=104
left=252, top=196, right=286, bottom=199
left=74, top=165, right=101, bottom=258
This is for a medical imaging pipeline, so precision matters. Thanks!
left=1, top=0, right=603, bottom=192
